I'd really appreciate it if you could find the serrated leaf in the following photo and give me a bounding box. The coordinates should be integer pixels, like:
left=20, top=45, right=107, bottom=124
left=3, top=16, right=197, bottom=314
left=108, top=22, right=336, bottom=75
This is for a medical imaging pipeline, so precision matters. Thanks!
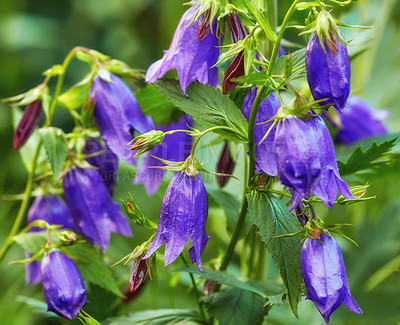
left=247, top=190, right=303, bottom=317
left=154, top=79, right=248, bottom=143
left=242, top=0, right=277, bottom=42
left=13, top=231, right=50, bottom=254
left=173, top=266, right=266, bottom=298
left=337, top=138, right=398, bottom=175
left=38, top=127, right=68, bottom=178
left=58, top=82, right=90, bottom=111
left=202, top=287, right=265, bottom=325
left=271, top=48, right=306, bottom=77
left=62, top=243, right=123, bottom=297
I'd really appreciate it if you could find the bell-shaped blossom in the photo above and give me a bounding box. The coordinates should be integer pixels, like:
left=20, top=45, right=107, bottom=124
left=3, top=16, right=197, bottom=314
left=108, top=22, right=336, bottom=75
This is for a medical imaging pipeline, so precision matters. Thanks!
left=134, top=115, right=192, bottom=195
left=335, top=96, right=389, bottom=145
left=143, top=171, right=209, bottom=271
left=274, top=115, right=352, bottom=211
left=301, top=233, right=362, bottom=323
left=306, top=33, right=350, bottom=111
left=63, top=167, right=132, bottom=252
left=242, top=88, right=280, bottom=176
left=41, top=249, right=87, bottom=320
left=83, top=138, right=118, bottom=194
left=145, top=6, right=219, bottom=95
left=25, top=195, right=76, bottom=285
left=90, top=73, right=155, bottom=164
left=216, top=141, right=235, bottom=188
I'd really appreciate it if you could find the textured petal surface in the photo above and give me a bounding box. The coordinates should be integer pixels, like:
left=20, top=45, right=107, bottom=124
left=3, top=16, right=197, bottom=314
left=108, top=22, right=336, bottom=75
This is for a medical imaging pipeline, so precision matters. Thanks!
left=25, top=252, right=42, bottom=285
left=41, top=250, right=87, bottom=320
left=306, top=33, right=350, bottom=111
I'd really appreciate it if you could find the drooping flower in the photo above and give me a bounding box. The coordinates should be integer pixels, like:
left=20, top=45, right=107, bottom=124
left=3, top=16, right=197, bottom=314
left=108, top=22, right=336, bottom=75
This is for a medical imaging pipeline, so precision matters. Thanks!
left=90, top=73, right=155, bottom=164
left=242, top=88, right=280, bottom=176
left=83, top=138, right=118, bottom=194
left=134, top=115, right=192, bottom=195
left=301, top=232, right=362, bottom=323
left=145, top=6, right=220, bottom=95
left=13, top=99, right=42, bottom=151
left=143, top=170, right=209, bottom=271
left=25, top=195, right=76, bottom=285
left=41, top=249, right=87, bottom=320
left=335, top=96, right=389, bottom=145
left=274, top=115, right=352, bottom=211
left=63, top=167, right=132, bottom=252
left=305, top=32, right=350, bottom=111
left=216, top=141, right=235, bottom=188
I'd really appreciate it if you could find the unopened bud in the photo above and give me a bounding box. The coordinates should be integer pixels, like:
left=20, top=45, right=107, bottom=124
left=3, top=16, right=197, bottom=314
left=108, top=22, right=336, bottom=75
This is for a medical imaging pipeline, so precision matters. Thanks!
left=129, top=256, right=148, bottom=293
left=222, top=50, right=245, bottom=94
left=203, top=279, right=215, bottom=295
left=198, top=9, right=211, bottom=41
left=129, top=130, right=165, bottom=158
left=217, top=142, right=235, bottom=187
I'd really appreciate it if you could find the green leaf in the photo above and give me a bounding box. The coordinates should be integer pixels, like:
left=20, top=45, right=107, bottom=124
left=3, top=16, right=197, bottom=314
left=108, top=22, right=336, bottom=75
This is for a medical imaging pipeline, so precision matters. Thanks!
left=296, top=2, right=322, bottom=10
left=13, top=231, right=49, bottom=253
left=173, top=266, right=267, bottom=298
left=38, top=127, right=68, bottom=178
left=271, top=48, right=306, bottom=77
left=17, top=296, right=59, bottom=318
left=58, top=81, right=90, bottom=111
left=337, top=138, right=398, bottom=176
left=247, top=190, right=303, bottom=317
left=103, top=309, right=202, bottom=325
left=154, top=79, right=248, bottom=143
left=202, top=287, right=265, bottom=325
left=62, top=243, right=123, bottom=297
left=242, top=0, right=277, bottom=42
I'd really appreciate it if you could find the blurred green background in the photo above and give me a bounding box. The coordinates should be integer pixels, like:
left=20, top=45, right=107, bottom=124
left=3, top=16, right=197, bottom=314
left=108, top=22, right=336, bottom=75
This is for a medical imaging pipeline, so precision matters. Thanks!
left=0, top=0, right=400, bottom=324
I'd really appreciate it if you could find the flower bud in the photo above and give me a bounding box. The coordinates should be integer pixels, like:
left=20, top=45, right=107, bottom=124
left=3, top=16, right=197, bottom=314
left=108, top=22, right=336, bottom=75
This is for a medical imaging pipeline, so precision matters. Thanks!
left=13, top=99, right=42, bottom=151
left=203, top=279, right=215, bottom=295
left=198, top=9, right=211, bottom=41
left=301, top=232, right=362, bottom=323
left=129, top=256, right=148, bottom=293
left=222, top=50, right=245, bottom=94
left=129, top=130, right=165, bottom=158
left=41, top=249, right=87, bottom=320
left=227, top=13, right=247, bottom=43
left=216, top=141, right=235, bottom=187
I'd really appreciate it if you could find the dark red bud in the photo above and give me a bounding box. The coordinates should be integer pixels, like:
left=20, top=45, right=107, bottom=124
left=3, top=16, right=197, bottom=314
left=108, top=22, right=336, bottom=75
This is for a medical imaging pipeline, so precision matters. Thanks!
left=126, top=202, right=134, bottom=211
left=217, top=141, right=235, bottom=187
left=13, top=100, right=42, bottom=151
left=130, top=138, right=147, bottom=151
left=310, top=227, right=321, bottom=240
left=129, top=257, right=148, bottom=293
left=203, top=279, right=215, bottom=295
left=222, top=50, right=245, bottom=94
left=198, top=9, right=211, bottom=41
left=227, top=13, right=247, bottom=43
left=295, top=203, right=309, bottom=227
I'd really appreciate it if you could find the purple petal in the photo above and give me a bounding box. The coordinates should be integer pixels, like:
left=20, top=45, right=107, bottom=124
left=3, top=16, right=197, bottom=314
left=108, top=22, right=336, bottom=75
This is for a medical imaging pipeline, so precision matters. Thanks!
left=25, top=252, right=42, bottom=285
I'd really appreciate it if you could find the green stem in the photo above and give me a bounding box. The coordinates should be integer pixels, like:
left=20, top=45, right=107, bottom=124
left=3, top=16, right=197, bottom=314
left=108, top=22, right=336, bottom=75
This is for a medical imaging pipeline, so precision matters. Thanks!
left=265, top=0, right=278, bottom=56
left=190, top=126, right=237, bottom=156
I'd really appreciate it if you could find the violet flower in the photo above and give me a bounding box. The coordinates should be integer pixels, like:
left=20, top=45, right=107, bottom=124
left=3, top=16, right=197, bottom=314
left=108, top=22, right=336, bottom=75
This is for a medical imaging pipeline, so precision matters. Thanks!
left=63, top=167, right=132, bottom=252
left=145, top=6, right=219, bottom=95
left=134, top=115, right=192, bottom=195
left=41, top=249, right=87, bottom=320
left=242, top=88, right=280, bottom=176
left=306, top=33, right=350, bottom=111
left=90, top=73, right=155, bottom=164
left=143, top=171, right=209, bottom=271
left=335, top=96, right=389, bottom=145
left=301, top=233, right=362, bottom=323
left=83, top=138, right=118, bottom=194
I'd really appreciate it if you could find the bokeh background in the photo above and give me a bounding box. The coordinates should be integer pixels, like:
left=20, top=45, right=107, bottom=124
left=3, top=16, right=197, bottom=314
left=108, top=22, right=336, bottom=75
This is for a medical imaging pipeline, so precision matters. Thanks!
left=0, top=0, right=400, bottom=324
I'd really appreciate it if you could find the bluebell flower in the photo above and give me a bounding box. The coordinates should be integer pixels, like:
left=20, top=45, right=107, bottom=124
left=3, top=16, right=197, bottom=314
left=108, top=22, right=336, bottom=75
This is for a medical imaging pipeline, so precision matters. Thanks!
left=143, top=170, right=209, bottom=271
left=90, top=73, right=155, bottom=164
left=41, top=249, right=87, bottom=320
left=301, top=232, right=362, bottom=323
left=146, top=6, right=219, bottom=95
left=63, top=167, right=132, bottom=252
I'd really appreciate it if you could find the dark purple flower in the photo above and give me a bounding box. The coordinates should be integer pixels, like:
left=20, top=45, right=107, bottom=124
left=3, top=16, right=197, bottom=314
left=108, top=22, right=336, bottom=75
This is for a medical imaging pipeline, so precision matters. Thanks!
left=134, top=115, right=192, bottom=195
left=63, top=167, right=132, bottom=252
left=216, top=141, right=235, bottom=188
left=143, top=171, right=209, bottom=271
left=274, top=115, right=352, bottom=211
left=146, top=6, right=219, bottom=95
left=306, top=33, right=350, bottom=111
left=83, top=138, right=118, bottom=194
left=25, top=256, right=41, bottom=286
left=301, top=233, right=362, bottom=323
left=335, top=96, right=389, bottom=145
left=278, top=45, right=286, bottom=58
left=41, top=249, right=87, bottom=320
left=90, top=73, right=155, bottom=164
left=242, top=88, right=280, bottom=176
left=13, top=99, right=42, bottom=151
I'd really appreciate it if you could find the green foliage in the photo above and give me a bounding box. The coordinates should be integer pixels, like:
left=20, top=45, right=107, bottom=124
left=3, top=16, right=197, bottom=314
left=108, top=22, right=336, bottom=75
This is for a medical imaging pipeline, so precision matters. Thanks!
left=247, top=190, right=304, bottom=317
left=12, top=231, right=51, bottom=254
left=154, top=79, right=248, bottom=143
left=58, top=81, right=90, bottom=111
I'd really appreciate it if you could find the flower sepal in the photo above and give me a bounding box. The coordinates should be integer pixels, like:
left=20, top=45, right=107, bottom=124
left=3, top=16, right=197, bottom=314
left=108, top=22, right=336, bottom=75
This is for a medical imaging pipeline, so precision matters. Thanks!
left=129, top=130, right=166, bottom=158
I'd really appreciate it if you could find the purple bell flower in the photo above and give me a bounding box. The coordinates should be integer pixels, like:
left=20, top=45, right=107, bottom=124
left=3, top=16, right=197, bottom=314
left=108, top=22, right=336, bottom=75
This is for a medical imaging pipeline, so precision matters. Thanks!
left=63, top=167, right=132, bottom=252
left=301, top=232, right=362, bottom=323
left=83, top=138, right=118, bottom=194
left=143, top=170, right=210, bottom=271
left=306, top=33, right=350, bottom=111
left=335, top=96, right=389, bottom=145
left=25, top=195, right=76, bottom=285
left=145, top=6, right=220, bottom=95
left=90, top=73, right=155, bottom=164
left=134, top=115, right=192, bottom=195
left=42, top=249, right=87, bottom=320
left=242, top=88, right=280, bottom=176
left=274, top=115, right=352, bottom=211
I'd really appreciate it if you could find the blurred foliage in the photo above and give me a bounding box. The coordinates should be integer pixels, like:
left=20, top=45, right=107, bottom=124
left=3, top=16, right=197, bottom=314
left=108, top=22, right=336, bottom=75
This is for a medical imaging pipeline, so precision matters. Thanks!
left=0, top=0, right=400, bottom=324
